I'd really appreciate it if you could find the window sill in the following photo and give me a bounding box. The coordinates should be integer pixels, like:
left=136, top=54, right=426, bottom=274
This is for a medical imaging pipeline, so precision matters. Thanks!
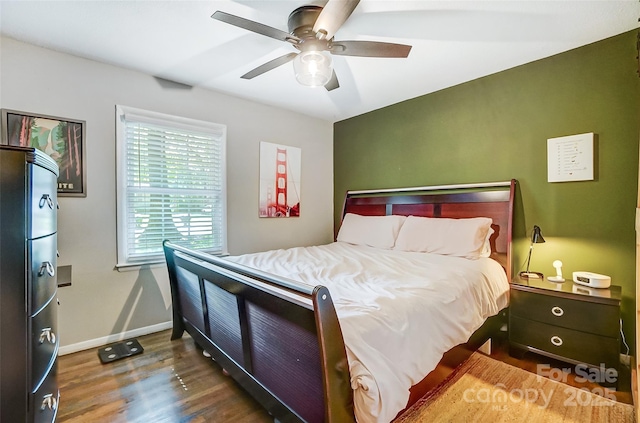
left=115, top=260, right=166, bottom=272
left=115, top=250, right=227, bottom=272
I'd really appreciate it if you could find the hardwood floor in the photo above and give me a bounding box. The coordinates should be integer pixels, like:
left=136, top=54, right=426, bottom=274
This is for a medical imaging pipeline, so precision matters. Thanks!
left=57, top=329, right=634, bottom=422
left=57, top=330, right=271, bottom=423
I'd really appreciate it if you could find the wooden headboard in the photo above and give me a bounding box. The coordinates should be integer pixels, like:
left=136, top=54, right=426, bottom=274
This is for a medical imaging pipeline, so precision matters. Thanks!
left=340, top=179, right=516, bottom=280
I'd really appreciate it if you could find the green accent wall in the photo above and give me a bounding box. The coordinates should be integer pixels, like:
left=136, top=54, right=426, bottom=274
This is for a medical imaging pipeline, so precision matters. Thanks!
left=334, top=31, right=640, bottom=352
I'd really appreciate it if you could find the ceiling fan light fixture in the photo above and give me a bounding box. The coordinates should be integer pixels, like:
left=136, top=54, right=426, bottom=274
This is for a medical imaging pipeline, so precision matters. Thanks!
left=293, top=50, right=332, bottom=87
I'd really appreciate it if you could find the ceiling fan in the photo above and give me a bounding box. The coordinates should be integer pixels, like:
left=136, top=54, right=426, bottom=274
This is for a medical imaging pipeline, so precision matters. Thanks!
left=211, top=0, right=412, bottom=91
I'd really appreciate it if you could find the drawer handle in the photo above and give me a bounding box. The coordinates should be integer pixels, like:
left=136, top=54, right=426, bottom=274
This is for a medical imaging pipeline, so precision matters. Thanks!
left=39, top=194, right=54, bottom=210
left=39, top=327, right=56, bottom=345
left=38, top=262, right=55, bottom=277
left=41, top=393, right=58, bottom=412
left=550, top=335, right=563, bottom=347
left=551, top=306, right=564, bottom=317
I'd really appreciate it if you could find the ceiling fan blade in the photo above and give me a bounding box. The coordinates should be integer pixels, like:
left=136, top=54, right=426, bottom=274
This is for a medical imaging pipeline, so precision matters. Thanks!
left=212, top=11, right=300, bottom=44
left=312, top=0, right=360, bottom=40
left=325, top=70, right=339, bottom=91
left=241, top=52, right=298, bottom=79
left=330, top=40, right=412, bottom=58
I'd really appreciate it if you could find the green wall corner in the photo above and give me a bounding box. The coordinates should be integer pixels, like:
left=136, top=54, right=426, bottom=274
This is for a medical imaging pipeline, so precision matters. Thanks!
left=334, top=30, right=640, bottom=352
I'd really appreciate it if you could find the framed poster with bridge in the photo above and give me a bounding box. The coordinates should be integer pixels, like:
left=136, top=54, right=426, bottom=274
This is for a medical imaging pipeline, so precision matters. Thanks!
left=259, top=141, right=301, bottom=218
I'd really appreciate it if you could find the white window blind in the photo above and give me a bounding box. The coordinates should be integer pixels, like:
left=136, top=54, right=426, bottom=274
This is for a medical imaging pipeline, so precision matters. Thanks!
left=116, top=105, right=227, bottom=267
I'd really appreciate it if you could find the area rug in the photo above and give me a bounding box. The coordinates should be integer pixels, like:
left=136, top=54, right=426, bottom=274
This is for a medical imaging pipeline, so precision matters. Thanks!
left=395, top=352, right=635, bottom=423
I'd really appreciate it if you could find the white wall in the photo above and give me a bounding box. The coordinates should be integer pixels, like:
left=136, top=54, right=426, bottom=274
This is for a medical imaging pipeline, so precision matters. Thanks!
left=0, top=37, right=334, bottom=350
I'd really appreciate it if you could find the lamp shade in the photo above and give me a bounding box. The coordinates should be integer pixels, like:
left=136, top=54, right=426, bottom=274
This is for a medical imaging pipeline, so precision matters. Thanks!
left=293, top=50, right=332, bottom=87
left=532, top=225, right=545, bottom=244
left=519, top=224, right=545, bottom=279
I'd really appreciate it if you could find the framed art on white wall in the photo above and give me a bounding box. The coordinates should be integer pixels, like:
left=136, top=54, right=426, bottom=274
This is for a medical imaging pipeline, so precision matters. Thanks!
left=1, top=108, right=86, bottom=196
left=259, top=141, right=301, bottom=218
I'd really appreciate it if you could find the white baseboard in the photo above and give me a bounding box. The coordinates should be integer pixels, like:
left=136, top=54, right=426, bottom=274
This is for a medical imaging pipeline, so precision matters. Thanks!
left=57, top=321, right=173, bottom=356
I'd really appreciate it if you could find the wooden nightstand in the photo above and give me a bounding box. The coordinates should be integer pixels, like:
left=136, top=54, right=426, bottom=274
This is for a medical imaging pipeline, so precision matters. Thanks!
left=509, top=277, right=622, bottom=382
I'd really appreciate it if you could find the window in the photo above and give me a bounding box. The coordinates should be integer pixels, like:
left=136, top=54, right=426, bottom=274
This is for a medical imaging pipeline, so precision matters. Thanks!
left=115, top=105, right=226, bottom=268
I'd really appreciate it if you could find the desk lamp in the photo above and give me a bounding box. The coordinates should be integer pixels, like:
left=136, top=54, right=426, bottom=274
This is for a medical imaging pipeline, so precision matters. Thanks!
left=519, top=225, right=545, bottom=279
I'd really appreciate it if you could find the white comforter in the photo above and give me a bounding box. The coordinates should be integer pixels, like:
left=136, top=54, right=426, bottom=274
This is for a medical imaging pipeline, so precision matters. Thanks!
left=227, top=242, right=509, bottom=423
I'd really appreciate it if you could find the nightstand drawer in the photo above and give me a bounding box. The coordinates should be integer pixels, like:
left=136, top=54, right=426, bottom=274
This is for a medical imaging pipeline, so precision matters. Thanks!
left=510, top=289, right=619, bottom=337
left=510, top=315, right=619, bottom=369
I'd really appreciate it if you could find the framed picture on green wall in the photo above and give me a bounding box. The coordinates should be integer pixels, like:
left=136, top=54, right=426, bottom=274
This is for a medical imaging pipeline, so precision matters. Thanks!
left=547, top=132, right=595, bottom=183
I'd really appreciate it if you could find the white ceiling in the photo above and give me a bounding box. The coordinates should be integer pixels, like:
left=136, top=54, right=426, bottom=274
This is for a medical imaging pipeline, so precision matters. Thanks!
left=1, top=1, right=639, bottom=122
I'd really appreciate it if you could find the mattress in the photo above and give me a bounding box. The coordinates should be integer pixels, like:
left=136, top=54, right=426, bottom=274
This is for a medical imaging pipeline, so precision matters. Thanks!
left=227, top=241, right=510, bottom=423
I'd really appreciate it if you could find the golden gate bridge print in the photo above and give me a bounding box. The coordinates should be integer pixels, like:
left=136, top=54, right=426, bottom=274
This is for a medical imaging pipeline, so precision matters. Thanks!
left=259, top=142, right=301, bottom=218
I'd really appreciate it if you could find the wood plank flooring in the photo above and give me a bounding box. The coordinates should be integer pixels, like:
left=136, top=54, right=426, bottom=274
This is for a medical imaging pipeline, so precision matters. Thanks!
left=57, top=330, right=271, bottom=422
left=57, top=329, right=634, bottom=422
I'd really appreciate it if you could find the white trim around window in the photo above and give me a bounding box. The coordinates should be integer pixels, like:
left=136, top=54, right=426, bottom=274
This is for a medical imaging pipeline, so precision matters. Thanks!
left=115, top=105, right=227, bottom=268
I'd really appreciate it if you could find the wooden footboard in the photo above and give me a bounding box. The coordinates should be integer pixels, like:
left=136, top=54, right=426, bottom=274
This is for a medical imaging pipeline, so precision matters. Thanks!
left=163, top=241, right=354, bottom=423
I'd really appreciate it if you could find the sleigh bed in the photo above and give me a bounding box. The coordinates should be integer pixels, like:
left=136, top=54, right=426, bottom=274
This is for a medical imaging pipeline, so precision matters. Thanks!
left=163, top=179, right=516, bottom=423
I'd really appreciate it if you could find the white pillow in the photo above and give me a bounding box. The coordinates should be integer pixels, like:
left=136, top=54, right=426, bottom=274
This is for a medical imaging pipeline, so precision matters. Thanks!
left=337, top=213, right=407, bottom=249
left=480, top=227, right=495, bottom=258
left=394, top=215, right=493, bottom=259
